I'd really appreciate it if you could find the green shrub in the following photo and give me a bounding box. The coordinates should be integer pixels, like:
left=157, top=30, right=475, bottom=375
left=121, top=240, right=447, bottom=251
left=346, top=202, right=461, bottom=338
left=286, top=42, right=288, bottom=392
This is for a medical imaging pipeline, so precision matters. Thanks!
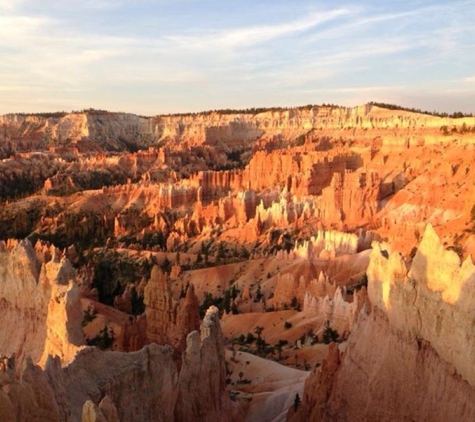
left=322, top=322, right=339, bottom=344
left=87, top=325, right=114, bottom=350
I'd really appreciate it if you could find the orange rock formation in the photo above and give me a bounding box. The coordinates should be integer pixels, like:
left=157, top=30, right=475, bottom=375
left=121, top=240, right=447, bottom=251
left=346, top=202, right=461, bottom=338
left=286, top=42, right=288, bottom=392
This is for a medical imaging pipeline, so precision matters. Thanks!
left=1, top=103, right=475, bottom=421
left=290, top=226, right=475, bottom=421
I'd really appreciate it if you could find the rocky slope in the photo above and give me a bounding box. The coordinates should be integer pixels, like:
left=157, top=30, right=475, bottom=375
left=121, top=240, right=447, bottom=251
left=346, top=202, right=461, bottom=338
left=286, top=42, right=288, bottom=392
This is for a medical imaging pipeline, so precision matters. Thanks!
left=144, top=266, right=200, bottom=353
left=0, top=255, right=237, bottom=422
left=289, top=225, right=475, bottom=421
left=2, top=104, right=474, bottom=154
left=0, top=112, right=152, bottom=153
left=1, top=103, right=475, bottom=421
left=0, top=239, right=83, bottom=367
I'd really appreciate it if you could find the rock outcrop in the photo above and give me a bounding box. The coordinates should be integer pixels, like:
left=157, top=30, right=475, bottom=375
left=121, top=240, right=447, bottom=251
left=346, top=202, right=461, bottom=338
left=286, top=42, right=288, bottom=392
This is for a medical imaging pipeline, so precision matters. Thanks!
left=175, top=306, right=237, bottom=421
left=0, top=240, right=84, bottom=367
left=290, top=225, right=475, bottom=421
left=368, top=223, right=475, bottom=387
left=0, top=299, right=236, bottom=421
left=144, top=266, right=200, bottom=353
left=0, top=112, right=152, bottom=152
left=302, top=287, right=367, bottom=335
left=2, top=103, right=475, bottom=421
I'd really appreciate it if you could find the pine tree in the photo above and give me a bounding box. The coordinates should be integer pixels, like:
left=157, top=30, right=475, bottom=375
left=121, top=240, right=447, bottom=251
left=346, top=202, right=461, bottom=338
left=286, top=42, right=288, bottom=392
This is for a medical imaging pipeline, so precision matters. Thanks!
left=293, top=393, right=301, bottom=411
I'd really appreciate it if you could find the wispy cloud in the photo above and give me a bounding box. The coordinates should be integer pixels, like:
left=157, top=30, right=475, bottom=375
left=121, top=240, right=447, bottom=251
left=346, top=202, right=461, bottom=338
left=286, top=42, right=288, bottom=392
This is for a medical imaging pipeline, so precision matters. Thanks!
left=298, top=85, right=408, bottom=95
left=80, top=0, right=126, bottom=10
left=305, top=9, right=417, bottom=43
left=309, top=40, right=413, bottom=66
left=0, top=1, right=474, bottom=114
left=167, top=9, right=349, bottom=50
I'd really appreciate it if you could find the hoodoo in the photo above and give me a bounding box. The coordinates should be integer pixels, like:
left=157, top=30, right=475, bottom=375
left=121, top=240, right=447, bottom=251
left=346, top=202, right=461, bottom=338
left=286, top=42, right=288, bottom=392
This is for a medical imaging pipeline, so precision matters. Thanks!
left=1, top=103, right=474, bottom=421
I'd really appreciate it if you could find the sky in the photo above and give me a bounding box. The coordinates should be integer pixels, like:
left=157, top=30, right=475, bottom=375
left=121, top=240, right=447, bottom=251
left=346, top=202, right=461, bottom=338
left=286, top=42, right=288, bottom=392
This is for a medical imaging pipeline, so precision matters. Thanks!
left=1, top=0, right=474, bottom=115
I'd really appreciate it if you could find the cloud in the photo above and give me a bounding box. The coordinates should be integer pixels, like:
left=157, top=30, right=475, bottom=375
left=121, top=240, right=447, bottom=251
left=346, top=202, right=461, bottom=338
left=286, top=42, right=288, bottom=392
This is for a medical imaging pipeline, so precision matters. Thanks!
left=0, top=15, right=52, bottom=42
left=166, top=9, right=349, bottom=50
left=0, top=1, right=474, bottom=114
left=305, top=9, right=416, bottom=44
left=311, top=40, right=412, bottom=66
left=0, top=0, right=23, bottom=10
left=80, top=0, right=126, bottom=10
left=299, top=85, right=407, bottom=94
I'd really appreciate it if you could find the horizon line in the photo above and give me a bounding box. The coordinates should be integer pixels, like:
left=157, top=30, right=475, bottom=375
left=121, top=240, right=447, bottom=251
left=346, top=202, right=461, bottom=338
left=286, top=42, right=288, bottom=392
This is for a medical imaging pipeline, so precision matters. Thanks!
left=2, top=101, right=474, bottom=119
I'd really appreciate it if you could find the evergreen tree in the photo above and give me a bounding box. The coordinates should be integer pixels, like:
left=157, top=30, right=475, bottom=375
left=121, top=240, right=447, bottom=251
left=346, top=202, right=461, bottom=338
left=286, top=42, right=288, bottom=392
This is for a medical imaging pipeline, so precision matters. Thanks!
left=293, top=393, right=301, bottom=411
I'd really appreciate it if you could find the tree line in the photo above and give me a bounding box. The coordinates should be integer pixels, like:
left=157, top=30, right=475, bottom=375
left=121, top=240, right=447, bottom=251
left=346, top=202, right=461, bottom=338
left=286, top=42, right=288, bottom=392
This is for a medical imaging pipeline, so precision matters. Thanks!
left=369, top=102, right=473, bottom=118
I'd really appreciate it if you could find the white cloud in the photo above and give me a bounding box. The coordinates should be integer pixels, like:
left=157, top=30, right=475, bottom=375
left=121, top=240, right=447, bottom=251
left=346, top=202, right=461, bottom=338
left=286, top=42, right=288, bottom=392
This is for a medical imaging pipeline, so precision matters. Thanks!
left=305, top=9, right=416, bottom=43
left=0, top=0, right=24, bottom=10
left=80, top=0, right=126, bottom=9
left=0, top=1, right=474, bottom=114
left=312, top=40, right=412, bottom=66
left=0, top=15, right=52, bottom=42
left=299, top=85, right=407, bottom=94
left=167, top=9, right=349, bottom=50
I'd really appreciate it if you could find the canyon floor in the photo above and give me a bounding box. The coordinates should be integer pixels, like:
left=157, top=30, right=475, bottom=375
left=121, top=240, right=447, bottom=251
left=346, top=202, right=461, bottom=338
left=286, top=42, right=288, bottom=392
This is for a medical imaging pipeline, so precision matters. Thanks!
left=0, top=103, right=475, bottom=421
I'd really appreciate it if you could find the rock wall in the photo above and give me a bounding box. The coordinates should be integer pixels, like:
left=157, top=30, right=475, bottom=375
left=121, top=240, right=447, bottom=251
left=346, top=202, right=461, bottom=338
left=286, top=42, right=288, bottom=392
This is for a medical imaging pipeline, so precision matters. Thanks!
left=3, top=104, right=474, bottom=154
left=368, top=224, right=475, bottom=387
left=0, top=240, right=84, bottom=367
left=0, top=112, right=152, bottom=151
left=175, top=306, right=237, bottom=422
left=316, top=169, right=381, bottom=226
left=290, top=224, right=475, bottom=421
left=0, top=285, right=237, bottom=422
left=144, top=266, right=200, bottom=353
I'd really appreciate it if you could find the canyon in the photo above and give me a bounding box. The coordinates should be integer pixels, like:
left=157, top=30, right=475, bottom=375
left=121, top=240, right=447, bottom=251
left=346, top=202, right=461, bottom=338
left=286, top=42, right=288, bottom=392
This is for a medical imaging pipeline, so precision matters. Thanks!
left=0, top=103, right=474, bottom=421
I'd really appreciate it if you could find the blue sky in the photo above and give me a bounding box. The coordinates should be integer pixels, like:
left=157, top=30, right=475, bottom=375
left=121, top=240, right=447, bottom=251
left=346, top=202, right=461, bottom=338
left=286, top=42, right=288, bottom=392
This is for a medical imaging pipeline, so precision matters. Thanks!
left=1, top=0, right=474, bottom=115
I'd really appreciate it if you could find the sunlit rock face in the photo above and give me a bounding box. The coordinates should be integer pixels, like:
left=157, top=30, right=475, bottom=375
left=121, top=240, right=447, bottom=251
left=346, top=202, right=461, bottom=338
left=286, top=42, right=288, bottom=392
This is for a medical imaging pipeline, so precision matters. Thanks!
left=290, top=225, right=475, bottom=422
left=302, top=287, right=367, bottom=335
left=0, top=239, right=84, bottom=368
left=0, top=241, right=236, bottom=421
left=1, top=103, right=475, bottom=421
left=0, top=112, right=151, bottom=152
left=0, top=305, right=236, bottom=421
left=367, top=224, right=475, bottom=388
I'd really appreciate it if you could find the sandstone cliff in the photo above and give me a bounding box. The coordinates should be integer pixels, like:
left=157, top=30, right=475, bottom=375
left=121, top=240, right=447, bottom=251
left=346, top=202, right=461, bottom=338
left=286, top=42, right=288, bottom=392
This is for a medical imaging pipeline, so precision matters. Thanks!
left=144, top=266, right=200, bottom=353
left=290, top=225, right=475, bottom=421
left=3, top=104, right=473, bottom=155
left=2, top=103, right=475, bottom=421
left=0, top=112, right=152, bottom=152
left=0, top=240, right=83, bottom=367
left=0, top=301, right=237, bottom=422
left=175, top=306, right=238, bottom=421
